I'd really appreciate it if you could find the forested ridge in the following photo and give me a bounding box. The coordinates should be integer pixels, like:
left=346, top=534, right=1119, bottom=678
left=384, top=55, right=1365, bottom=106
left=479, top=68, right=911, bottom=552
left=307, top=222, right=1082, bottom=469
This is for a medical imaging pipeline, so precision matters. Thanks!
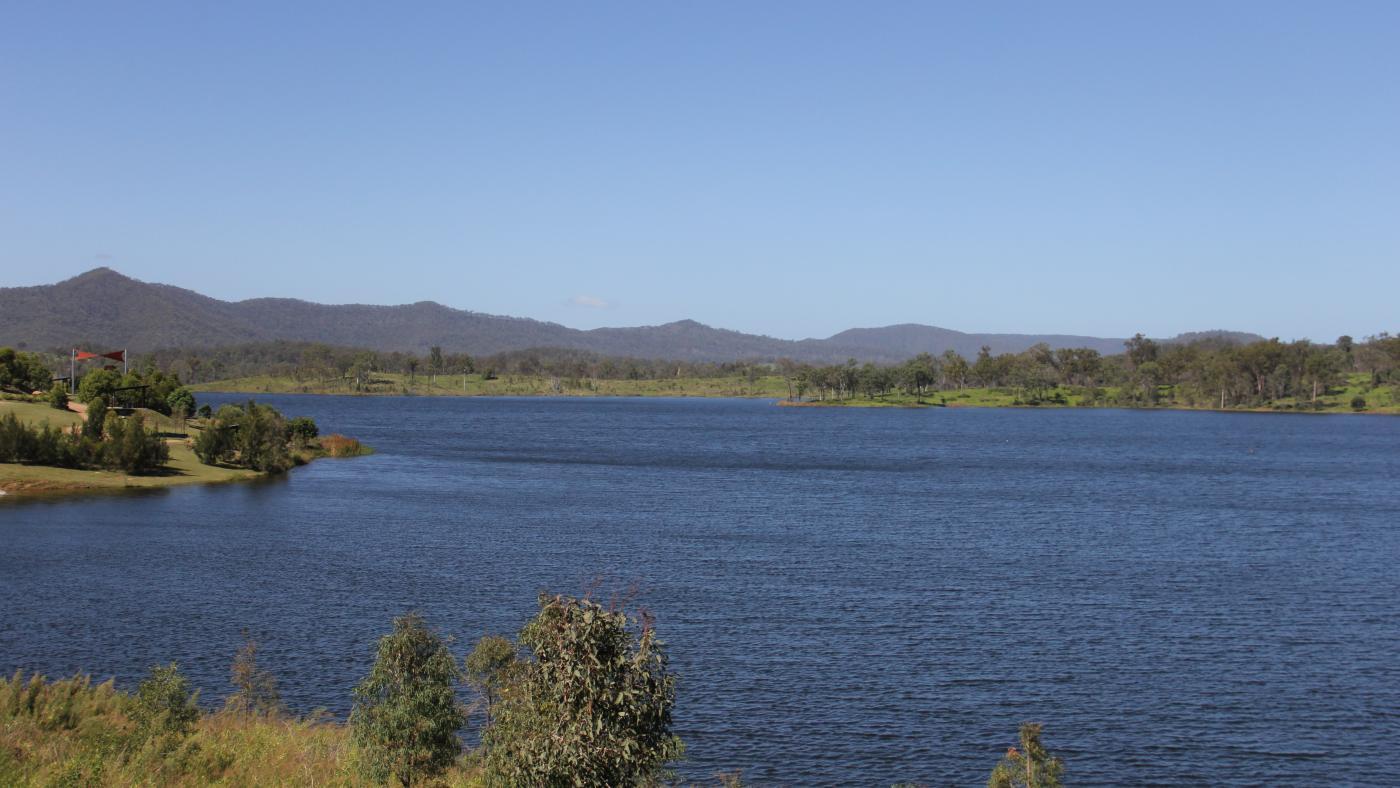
left=4, top=267, right=1249, bottom=362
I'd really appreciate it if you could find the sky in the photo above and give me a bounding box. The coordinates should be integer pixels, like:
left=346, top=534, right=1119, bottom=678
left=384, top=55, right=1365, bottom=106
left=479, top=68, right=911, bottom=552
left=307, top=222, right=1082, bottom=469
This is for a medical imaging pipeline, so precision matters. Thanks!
left=2, top=2, right=1397, bottom=341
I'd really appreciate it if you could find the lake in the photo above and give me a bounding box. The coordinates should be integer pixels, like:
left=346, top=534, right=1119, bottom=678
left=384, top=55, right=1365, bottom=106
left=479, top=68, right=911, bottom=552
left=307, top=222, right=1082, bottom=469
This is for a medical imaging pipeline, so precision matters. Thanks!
left=2, top=395, right=1398, bottom=785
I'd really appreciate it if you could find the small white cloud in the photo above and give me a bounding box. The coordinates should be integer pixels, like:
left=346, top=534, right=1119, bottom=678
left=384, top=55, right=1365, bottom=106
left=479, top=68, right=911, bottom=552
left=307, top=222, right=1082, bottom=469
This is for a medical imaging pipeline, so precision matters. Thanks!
left=567, top=294, right=612, bottom=309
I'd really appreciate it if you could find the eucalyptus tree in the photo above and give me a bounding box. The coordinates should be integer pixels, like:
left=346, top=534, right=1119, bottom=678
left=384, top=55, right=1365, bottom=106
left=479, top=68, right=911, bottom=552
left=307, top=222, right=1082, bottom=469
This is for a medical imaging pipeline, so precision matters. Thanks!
left=351, top=613, right=465, bottom=787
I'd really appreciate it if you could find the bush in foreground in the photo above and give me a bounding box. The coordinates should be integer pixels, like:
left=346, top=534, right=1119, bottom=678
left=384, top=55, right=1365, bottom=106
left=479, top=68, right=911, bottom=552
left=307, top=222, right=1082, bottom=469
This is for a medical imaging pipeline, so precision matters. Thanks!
left=481, top=594, right=682, bottom=786
left=350, top=613, right=466, bottom=787
left=1, top=598, right=1064, bottom=785
left=988, top=722, right=1064, bottom=788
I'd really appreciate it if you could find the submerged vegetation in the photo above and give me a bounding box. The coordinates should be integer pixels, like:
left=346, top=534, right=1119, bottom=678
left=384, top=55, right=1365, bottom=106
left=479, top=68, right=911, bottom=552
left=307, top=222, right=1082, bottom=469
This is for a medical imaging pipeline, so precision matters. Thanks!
left=0, top=593, right=1062, bottom=786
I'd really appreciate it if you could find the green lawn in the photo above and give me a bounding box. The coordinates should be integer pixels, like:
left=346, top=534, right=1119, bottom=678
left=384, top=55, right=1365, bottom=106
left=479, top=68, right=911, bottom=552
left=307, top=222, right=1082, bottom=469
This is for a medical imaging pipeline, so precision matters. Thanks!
left=0, top=399, right=257, bottom=498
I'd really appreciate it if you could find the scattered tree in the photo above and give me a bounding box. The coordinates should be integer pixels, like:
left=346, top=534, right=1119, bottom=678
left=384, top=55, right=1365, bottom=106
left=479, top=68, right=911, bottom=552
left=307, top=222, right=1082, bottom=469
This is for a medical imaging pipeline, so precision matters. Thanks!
left=465, top=635, right=517, bottom=728
left=350, top=613, right=465, bottom=787
left=83, top=397, right=107, bottom=440
left=227, top=631, right=282, bottom=716
left=988, top=723, right=1064, bottom=788
left=166, top=387, right=196, bottom=419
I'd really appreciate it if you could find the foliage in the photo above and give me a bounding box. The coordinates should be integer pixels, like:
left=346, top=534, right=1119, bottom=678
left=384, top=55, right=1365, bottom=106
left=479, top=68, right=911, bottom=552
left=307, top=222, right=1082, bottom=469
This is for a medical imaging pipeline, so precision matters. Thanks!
left=47, top=382, right=69, bottom=410
left=99, top=412, right=171, bottom=473
left=0, top=347, right=54, bottom=394
left=74, top=365, right=190, bottom=415
left=350, top=613, right=466, bottom=787
left=0, top=670, right=482, bottom=786
left=76, top=367, right=122, bottom=404
left=988, top=723, right=1064, bottom=788
left=194, top=400, right=294, bottom=472
left=167, top=386, right=197, bottom=419
left=285, top=416, right=319, bottom=445
left=465, top=635, right=517, bottom=727
left=481, top=593, right=682, bottom=786
left=0, top=409, right=165, bottom=473
left=227, top=632, right=283, bottom=717
left=83, top=396, right=107, bottom=439
left=133, top=663, right=201, bottom=739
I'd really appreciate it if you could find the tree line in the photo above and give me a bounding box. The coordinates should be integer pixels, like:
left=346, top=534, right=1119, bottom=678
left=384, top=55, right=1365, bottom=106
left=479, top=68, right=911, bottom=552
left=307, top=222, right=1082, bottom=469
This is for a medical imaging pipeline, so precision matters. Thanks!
left=783, top=333, right=1400, bottom=408
left=0, top=404, right=168, bottom=474
left=135, top=341, right=785, bottom=387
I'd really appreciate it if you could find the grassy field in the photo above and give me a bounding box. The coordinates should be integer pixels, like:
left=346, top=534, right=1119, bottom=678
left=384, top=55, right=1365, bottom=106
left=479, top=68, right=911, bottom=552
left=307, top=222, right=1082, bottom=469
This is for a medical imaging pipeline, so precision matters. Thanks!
left=193, top=371, right=1398, bottom=415
left=788, top=374, right=1398, bottom=414
left=0, top=400, right=260, bottom=498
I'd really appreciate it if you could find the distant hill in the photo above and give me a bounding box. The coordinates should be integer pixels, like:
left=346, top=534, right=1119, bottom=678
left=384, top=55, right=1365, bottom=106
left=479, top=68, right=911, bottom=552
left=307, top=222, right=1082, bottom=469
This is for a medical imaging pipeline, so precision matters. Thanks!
left=0, top=268, right=1261, bottom=362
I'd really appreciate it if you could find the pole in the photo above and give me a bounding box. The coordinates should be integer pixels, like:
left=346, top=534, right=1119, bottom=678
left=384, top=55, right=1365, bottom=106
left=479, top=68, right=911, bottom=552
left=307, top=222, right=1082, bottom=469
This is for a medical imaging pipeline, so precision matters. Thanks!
left=123, top=349, right=128, bottom=376
left=70, top=349, right=75, bottom=394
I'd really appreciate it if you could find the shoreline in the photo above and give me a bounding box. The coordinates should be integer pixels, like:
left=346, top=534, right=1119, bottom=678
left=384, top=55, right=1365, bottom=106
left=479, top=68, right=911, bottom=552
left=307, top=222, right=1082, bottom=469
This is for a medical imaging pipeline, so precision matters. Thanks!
left=190, top=381, right=1399, bottom=416
left=0, top=399, right=368, bottom=503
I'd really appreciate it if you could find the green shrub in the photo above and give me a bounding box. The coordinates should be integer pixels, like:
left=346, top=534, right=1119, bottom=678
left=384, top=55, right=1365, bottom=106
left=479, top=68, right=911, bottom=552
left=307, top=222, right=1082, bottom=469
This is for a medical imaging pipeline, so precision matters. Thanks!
left=194, top=401, right=293, bottom=472
left=988, top=723, right=1064, bottom=788
left=482, top=593, right=682, bottom=786
left=0, top=347, right=54, bottom=393
left=285, top=416, right=318, bottom=445
left=350, top=613, right=465, bottom=786
left=76, top=368, right=121, bottom=404
left=166, top=387, right=196, bottom=419
left=1351, top=395, right=1367, bottom=411
left=99, top=413, right=170, bottom=473
left=83, top=397, right=107, bottom=439
left=132, top=663, right=200, bottom=739
left=48, top=382, right=69, bottom=410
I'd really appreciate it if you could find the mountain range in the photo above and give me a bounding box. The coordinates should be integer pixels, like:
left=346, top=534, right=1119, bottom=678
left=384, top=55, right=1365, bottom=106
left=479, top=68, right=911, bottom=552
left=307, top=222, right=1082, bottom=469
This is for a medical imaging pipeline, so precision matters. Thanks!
left=0, top=268, right=1259, bottom=362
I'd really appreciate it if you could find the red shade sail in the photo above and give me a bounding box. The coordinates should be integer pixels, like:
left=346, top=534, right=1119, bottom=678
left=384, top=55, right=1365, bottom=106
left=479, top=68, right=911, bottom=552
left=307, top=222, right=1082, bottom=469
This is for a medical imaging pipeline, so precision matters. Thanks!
left=73, top=350, right=125, bottom=362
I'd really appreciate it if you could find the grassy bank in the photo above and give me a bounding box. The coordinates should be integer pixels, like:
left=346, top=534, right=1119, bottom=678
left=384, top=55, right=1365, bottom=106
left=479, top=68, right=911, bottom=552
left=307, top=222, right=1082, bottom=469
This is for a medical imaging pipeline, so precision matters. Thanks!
left=0, top=400, right=259, bottom=498
left=0, top=672, right=481, bottom=787
left=0, top=400, right=366, bottom=500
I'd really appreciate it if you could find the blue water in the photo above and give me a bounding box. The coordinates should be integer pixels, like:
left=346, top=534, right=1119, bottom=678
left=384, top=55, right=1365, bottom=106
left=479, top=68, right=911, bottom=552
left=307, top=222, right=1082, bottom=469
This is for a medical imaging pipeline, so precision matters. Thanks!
left=3, top=396, right=1399, bottom=785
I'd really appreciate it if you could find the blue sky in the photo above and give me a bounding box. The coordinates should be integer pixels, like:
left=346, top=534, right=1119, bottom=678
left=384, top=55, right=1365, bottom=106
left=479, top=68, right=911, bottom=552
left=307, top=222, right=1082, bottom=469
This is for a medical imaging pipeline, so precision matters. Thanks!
left=2, top=2, right=1396, bottom=341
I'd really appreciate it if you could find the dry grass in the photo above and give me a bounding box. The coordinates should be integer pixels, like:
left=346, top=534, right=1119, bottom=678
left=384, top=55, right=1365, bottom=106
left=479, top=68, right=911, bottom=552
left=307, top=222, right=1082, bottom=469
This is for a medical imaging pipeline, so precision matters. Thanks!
left=319, top=434, right=372, bottom=458
left=0, top=671, right=482, bottom=787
